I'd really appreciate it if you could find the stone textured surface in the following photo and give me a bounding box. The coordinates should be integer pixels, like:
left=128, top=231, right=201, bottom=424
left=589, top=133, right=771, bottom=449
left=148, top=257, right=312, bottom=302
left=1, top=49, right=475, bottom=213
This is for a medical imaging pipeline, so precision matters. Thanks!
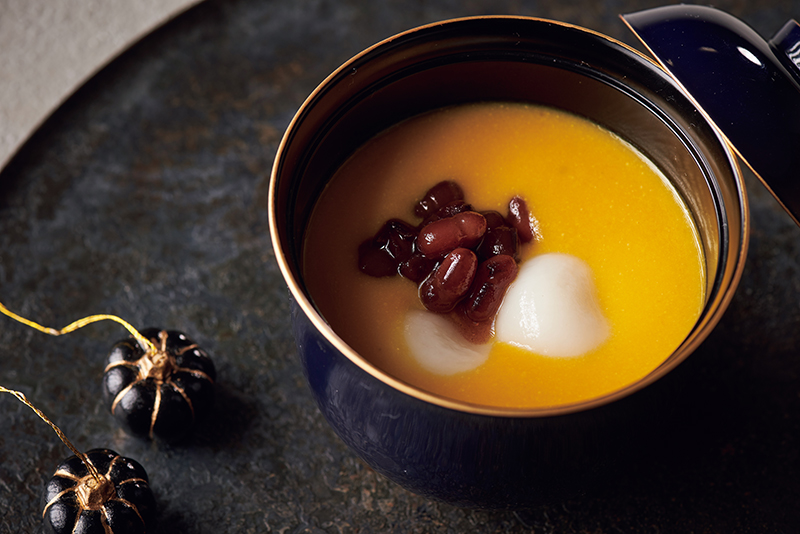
left=1, top=0, right=800, bottom=532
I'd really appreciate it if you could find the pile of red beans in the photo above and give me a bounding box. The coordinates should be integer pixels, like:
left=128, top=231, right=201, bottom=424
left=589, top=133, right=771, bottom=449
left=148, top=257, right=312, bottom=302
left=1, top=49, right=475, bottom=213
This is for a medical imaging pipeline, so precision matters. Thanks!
left=358, top=180, right=535, bottom=328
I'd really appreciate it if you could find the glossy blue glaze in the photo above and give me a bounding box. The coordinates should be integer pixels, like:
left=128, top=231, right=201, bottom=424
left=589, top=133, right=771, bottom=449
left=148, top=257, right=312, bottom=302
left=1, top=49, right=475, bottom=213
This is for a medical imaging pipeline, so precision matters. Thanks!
left=292, top=298, right=627, bottom=508
left=623, top=5, right=800, bottom=225
left=772, top=20, right=800, bottom=80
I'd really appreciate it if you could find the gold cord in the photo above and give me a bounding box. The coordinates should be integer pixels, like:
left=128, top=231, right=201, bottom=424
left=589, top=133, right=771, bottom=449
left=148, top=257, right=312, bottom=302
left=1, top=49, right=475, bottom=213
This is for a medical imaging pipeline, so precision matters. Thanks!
left=0, top=301, right=155, bottom=353
left=0, top=386, right=101, bottom=482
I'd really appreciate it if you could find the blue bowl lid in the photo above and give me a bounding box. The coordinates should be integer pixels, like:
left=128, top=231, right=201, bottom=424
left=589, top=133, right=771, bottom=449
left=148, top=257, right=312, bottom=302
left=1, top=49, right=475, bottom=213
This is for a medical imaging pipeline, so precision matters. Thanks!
left=623, top=5, right=800, bottom=226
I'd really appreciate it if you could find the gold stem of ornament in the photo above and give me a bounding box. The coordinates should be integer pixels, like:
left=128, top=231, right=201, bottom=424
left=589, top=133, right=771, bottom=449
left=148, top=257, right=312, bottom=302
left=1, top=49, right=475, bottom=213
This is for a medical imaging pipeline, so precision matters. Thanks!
left=0, top=386, right=102, bottom=482
left=0, top=301, right=155, bottom=353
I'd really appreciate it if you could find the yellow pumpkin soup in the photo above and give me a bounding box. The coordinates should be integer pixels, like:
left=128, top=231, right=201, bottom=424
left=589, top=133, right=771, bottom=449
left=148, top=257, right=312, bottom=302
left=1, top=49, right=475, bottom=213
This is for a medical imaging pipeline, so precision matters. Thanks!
left=303, top=102, right=705, bottom=408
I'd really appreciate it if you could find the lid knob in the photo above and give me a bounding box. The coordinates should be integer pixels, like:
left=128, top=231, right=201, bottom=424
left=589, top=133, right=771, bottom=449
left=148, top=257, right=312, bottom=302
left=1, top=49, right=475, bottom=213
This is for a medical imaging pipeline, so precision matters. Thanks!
left=771, top=19, right=800, bottom=82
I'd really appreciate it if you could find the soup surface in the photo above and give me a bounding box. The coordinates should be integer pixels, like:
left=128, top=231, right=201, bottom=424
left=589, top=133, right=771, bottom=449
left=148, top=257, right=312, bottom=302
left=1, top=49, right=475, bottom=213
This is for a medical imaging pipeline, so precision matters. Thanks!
left=303, top=102, right=704, bottom=408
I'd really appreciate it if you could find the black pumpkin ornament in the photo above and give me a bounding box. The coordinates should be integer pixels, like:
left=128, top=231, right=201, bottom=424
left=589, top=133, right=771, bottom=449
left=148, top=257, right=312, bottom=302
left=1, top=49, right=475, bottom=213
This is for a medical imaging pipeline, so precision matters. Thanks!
left=0, top=301, right=216, bottom=441
left=102, top=328, right=216, bottom=442
left=0, top=387, right=157, bottom=534
left=42, top=448, right=157, bottom=534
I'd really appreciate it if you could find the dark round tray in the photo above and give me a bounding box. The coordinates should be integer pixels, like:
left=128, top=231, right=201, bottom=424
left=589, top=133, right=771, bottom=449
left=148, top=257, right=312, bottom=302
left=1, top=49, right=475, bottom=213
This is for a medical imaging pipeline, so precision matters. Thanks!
left=1, top=0, right=799, bottom=532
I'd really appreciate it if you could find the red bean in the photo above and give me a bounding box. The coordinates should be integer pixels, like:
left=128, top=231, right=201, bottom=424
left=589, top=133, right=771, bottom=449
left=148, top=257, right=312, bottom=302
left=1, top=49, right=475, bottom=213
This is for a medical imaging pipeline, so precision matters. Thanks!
left=383, top=219, right=418, bottom=260
left=481, top=210, right=506, bottom=229
left=417, top=211, right=487, bottom=258
left=450, top=308, right=494, bottom=344
left=462, top=254, right=518, bottom=322
left=506, top=196, right=535, bottom=244
left=476, top=225, right=519, bottom=262
left=419, top=248, right=477, bottom=313
left=399, top=251, right=438, bottom=284
left=414, top=180, right=464, bottom=219
left=357, top=219, right=418, bottom=278
left=358, top=239, right=397, bottom=277
left=421, top=200, right=473, bottom=228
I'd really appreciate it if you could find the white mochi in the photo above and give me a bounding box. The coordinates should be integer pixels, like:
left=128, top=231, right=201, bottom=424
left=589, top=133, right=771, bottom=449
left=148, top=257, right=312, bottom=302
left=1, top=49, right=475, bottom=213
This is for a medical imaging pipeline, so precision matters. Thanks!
left=404, top=309, right=491, bottom=375
left=495, top=253, right=610, bottom=357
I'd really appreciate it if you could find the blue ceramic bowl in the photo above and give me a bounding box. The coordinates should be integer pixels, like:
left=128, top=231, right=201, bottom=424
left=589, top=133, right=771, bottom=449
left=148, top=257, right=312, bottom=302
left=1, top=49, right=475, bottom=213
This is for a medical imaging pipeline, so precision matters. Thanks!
left=268, top=16, right=748, bottom=509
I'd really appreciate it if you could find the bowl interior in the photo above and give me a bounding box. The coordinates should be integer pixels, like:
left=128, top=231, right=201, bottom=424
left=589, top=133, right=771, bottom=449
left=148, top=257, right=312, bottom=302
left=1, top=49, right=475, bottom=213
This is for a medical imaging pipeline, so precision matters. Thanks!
left=270, top=16, right=747, bottom=413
